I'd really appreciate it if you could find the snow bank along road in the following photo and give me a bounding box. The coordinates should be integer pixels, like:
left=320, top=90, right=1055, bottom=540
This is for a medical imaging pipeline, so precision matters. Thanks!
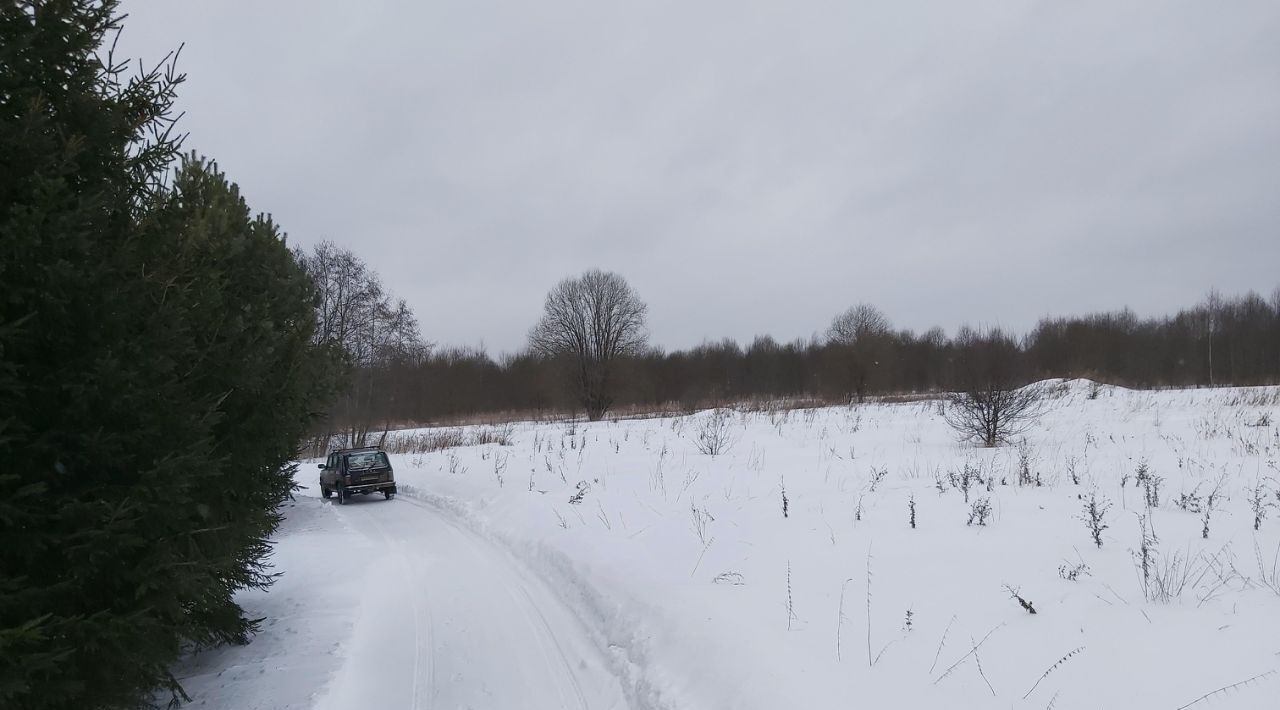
left=170, top=486, right=629, bottom=710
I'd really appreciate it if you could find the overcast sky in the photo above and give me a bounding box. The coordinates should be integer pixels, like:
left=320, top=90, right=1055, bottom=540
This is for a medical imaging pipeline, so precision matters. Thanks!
left=118, top=1, right=1280, bottom=354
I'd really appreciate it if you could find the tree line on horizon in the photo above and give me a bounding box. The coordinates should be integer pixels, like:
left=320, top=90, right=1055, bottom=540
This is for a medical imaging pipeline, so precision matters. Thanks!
left=302, top=242, right=1280, bottom=436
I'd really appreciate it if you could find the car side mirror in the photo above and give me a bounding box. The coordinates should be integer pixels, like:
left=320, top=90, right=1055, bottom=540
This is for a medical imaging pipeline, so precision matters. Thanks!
left=317, top=463, right=326, bottom=469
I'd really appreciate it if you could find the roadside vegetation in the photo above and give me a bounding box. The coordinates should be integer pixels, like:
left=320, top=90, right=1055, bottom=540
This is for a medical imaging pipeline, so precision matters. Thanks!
left=0, top=4, right=339, bottom=708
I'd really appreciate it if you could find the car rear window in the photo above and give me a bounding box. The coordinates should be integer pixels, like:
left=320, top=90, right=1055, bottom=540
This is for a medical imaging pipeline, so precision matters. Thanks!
left=346, top=451, right=389, bottom=469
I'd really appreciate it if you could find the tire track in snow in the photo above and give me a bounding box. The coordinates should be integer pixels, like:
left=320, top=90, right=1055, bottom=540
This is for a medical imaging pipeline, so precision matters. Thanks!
left=397, top=495, right=594, bottom=710
left=361, top=507, right=434, bottom=710
left=317, top=493, right=627, bottom=710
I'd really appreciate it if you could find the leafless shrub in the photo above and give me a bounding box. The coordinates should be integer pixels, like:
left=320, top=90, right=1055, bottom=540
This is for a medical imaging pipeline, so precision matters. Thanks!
left=967, top=497, right=992, bottom=526
left=694, top=408, right=736, bottom=456
left=944, top=329, right=1044, bottom=447
left=948, top=462, right=983, bottom=503
left=1079, top=491, right=1111, bottom=548
left=1248, top=479, right=1276, bottom=531
left=946, top=383, right=1044, bottom=447
left=1135, top=460, right=1163, bottom=509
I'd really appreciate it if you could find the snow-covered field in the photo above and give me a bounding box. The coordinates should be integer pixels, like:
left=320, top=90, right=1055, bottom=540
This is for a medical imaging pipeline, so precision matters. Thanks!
left=175, top=381, right=1280, bottom=709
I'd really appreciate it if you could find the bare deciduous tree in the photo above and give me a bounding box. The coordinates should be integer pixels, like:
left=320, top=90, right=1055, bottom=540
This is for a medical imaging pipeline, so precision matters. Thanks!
left=827, top=304, right=891, bottom=402
left=529, top=270, right=647, bottom=420
left=944, top=327, right=1043, bottom=447
left=296, top=241, right=428, bottom=447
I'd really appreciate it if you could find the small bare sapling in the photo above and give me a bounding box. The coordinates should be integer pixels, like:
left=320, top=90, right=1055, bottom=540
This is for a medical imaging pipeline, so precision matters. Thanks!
left=1201, top=474, right=1227, bottom=539
left=868, top=466, right=888, bottom=492
left=1136, top=460, right=1163, bottom=509
left=967, top=497, right=992, bottom=526
left=949, top=462, right=982, bottom=503
left=1248, top=477, right=1275, bottom=531
left=1079, top=491, right=1112, bottom=548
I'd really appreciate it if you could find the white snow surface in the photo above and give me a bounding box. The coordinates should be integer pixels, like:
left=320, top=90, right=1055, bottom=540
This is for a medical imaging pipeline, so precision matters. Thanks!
left=172, top=381, right=1280, bottom=709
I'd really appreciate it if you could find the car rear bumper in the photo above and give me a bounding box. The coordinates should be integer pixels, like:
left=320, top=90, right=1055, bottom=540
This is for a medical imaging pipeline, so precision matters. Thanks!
left=341, top=481, right=396, bottom=494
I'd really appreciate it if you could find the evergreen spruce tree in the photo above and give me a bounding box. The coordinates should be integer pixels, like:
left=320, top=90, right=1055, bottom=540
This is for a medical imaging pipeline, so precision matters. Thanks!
left=0, top=3, right=339, bottom=708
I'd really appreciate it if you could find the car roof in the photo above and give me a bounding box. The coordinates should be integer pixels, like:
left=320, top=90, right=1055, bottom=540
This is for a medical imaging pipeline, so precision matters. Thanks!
left=334, top=446, right=384, bottom=455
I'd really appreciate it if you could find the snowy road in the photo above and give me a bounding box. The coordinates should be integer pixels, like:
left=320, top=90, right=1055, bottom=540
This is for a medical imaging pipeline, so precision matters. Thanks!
left=172, top=489, right=629, bottom=710
left=316, top=494, right=628, bottom=710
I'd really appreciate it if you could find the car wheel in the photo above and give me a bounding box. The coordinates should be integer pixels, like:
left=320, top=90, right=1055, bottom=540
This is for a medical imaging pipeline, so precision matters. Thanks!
left=384, top=491, right=394, bottom=500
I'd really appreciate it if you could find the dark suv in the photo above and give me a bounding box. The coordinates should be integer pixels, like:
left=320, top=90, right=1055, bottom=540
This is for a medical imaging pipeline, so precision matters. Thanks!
left=318, top=447, right=397, bottom=503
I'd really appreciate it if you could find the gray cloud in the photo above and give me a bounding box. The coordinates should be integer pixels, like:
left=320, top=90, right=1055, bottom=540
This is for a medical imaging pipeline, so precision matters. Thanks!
left=119, top=0, right=1280, bottom=352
